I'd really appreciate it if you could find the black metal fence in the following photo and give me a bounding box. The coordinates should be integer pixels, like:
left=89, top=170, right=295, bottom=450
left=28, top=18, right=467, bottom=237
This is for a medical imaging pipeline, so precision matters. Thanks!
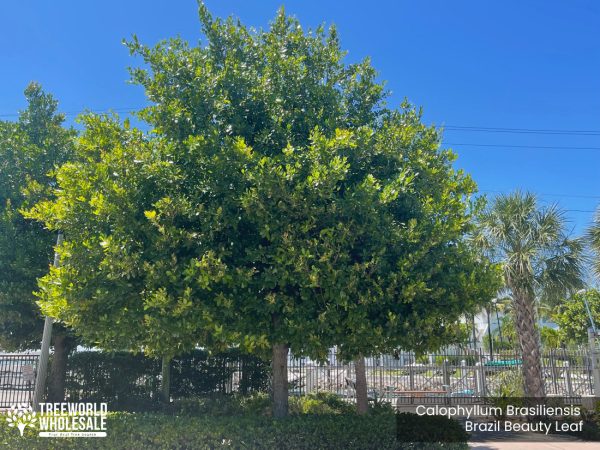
left=0, top=353, right=38, bottom=408
left=63, top=350, right=270, bottom=410
left=1, top=347, right=597, bottom=410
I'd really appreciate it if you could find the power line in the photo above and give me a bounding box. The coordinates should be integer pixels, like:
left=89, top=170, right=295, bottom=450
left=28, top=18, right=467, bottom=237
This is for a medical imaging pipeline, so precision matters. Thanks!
left=0, top=107, right=139, bottom=118
left=476, top=191, right=598, bottom=213
left=1, top=106, right=600, bottom=136
left=443, top=125, right=600, bottom=136
left=3, top=107, right=600, bottom=150
left=479, top=189, right=600, bottom=200
left=444, top=142, right=600, bottom=150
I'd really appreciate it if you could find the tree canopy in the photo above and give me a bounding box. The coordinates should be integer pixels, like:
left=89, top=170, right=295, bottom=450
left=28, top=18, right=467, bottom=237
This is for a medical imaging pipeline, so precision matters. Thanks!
left=553, top=289, right=600, bottom=344
left=28, top=3, right=499, bottom=414
left=0, top=83, right=74, bottom=351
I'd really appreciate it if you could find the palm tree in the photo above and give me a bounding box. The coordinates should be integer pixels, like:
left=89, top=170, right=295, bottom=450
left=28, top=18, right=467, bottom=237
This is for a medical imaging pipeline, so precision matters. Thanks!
left=474, top=192, right=584, bottom=397
left=587, top=209, right=600, bottom=277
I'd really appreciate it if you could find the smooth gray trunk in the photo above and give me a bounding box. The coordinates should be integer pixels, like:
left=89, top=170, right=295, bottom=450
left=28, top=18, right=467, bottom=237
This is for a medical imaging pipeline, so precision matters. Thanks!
left=355, top=355, right=369, bottom=414
left=160, top=355, right=171, bottom=403
left=47, top=333, right=71, bottom=402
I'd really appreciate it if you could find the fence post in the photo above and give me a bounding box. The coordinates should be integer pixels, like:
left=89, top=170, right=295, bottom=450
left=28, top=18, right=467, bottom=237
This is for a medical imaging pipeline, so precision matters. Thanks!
left=379, top=356, right=384, bottom=395
left=306, top=367, right=314, bottom=394
left=442, top=359, right=450, bottom=389
left=564, top=361, right=573, bottom=397
left=475, top=362, right=483, bottom=396
left=409, top=363, right=415, bottom=390
left=550, top=350, right=558, bottom=395
left=588, top=329, right=600, bottom=396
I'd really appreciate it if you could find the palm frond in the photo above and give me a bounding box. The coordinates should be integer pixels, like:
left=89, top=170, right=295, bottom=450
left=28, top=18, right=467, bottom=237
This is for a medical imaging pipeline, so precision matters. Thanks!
left=586, top=207, right=600, bottom=277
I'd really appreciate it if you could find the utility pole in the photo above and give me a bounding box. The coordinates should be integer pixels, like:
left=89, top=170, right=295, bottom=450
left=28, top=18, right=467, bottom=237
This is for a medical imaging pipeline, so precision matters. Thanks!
left=486, top=306, right=494, bottom=361
left=588, top=328, right=600, bottom=397
left=471, top=314, right=477, bottom=350
left=32, top=232, right=63, bottom=411
left=492, top=298, right=504, bottom=348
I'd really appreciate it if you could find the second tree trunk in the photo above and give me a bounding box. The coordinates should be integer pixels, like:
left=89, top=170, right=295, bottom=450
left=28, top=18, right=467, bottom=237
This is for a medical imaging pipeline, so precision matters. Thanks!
left=272, top=343, right=289, bottom=418
left=47, top=333, right=72, bottom=402
left=354, top=355, right=369, bottom=414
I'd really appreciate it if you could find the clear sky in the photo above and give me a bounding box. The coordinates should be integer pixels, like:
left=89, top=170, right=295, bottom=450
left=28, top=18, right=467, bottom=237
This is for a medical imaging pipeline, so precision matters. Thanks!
left=1, top=1, right=599, bottom=235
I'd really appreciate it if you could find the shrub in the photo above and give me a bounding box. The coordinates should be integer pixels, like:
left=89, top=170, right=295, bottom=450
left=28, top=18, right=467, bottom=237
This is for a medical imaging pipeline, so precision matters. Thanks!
left=396, top=413, right=469, bottom=445
left=490, top=369, right=524, bottom=397
left=488, top=369, right=525, bottom=414
left=169, top=392, right=355, bottom=417
left=0, top=411, right=468, bottom=449
left=290, top=392, right=355, bottom=415
left=575, top=401, right=600, bottom=441
left=433, top=355, right=477, bottom=366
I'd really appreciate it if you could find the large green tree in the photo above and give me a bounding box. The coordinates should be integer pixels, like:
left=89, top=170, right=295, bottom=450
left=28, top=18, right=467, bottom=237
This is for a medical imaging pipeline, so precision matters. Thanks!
left=27, top=115, right=232, bottom=402
left=127, top=3, right=498, bottom=415
left=0, top=83, right=75, bottom=401
left=553, top=289, right=600, bottom=344
left=30, top=3, right=498, bottom=417
left=474, top=192, right=584, bottom=397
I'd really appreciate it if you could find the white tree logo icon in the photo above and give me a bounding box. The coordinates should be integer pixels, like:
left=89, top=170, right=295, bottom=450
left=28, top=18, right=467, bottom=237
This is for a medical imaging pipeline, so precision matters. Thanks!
left=6, top=403, right=37, bottom=436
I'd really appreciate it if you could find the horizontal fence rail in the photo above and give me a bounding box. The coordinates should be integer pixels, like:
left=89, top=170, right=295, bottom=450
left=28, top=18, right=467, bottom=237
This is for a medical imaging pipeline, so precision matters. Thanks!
left=288, top=347, right=599, bottom=406
left=0, top=353, right=39, bottom=408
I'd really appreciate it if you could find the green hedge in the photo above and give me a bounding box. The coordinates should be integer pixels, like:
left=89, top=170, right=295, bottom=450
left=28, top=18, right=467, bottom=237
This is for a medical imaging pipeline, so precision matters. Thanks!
left=396, top=413, right=469, bottom=443
left=0, top=411, right=468, bottom=449
left=65, top=349, right=270, bottom=410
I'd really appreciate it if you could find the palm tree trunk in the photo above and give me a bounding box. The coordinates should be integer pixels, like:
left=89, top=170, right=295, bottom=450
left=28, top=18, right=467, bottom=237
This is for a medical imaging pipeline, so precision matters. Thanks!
left=354, top=355, right=369, bottom=414
left=513, top=292, right=545, bottom=398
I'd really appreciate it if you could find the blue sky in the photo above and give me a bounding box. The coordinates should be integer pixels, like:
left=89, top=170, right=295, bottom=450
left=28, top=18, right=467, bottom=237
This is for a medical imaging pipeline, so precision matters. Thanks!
left=1, top=0, right=599, bottom=235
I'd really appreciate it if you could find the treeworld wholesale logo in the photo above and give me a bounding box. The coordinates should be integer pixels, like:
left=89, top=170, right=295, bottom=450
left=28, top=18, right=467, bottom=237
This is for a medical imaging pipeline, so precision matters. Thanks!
left=5, top=402, right=108, bottom=438
left=5, top=403, right=37, bottom=436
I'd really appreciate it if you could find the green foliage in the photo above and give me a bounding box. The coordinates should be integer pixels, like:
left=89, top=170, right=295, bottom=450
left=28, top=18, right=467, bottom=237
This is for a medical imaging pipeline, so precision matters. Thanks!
left=577, top=401, right=600, bottom=441
left=0, top=410, right=468, bottom=449
left=553, top=289, right=600, bottom=344
left=540, top=326, right=561, bottom=348
left=64, top=350, right=269, bottom=410
left=490, top=369, right=524, bottom=398
left=492, top=314, right=518, bottom=350
left=475, top=192, right=584, bottom=307
left=433, top=355, right=477, bottom=365
left=488, top=369, right=525, bottom=414
left=290, top=392, right=356, bottom=415
left=0, top=83, right=74, bottom=350
left=171, top=391, right=356, bottom=417
left=168, top=393, right=271, bottom=417
left=28, top=4, right=499, bottom=375
left=27, top=115, right=226, bottom=356
left=588, top=210, right=600, bottom=278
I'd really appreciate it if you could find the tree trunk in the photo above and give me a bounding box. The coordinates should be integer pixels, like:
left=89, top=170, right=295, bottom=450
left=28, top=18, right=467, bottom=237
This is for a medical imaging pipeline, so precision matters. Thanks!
left=355, top=355, right=369, bottom=414
left=47, top=333, right=72, bottom=402
left=513, top=292, right=545, bottom=398
left=272, top=343, right=289, bottom=418
left=160, top=355, right=171, bottom=403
